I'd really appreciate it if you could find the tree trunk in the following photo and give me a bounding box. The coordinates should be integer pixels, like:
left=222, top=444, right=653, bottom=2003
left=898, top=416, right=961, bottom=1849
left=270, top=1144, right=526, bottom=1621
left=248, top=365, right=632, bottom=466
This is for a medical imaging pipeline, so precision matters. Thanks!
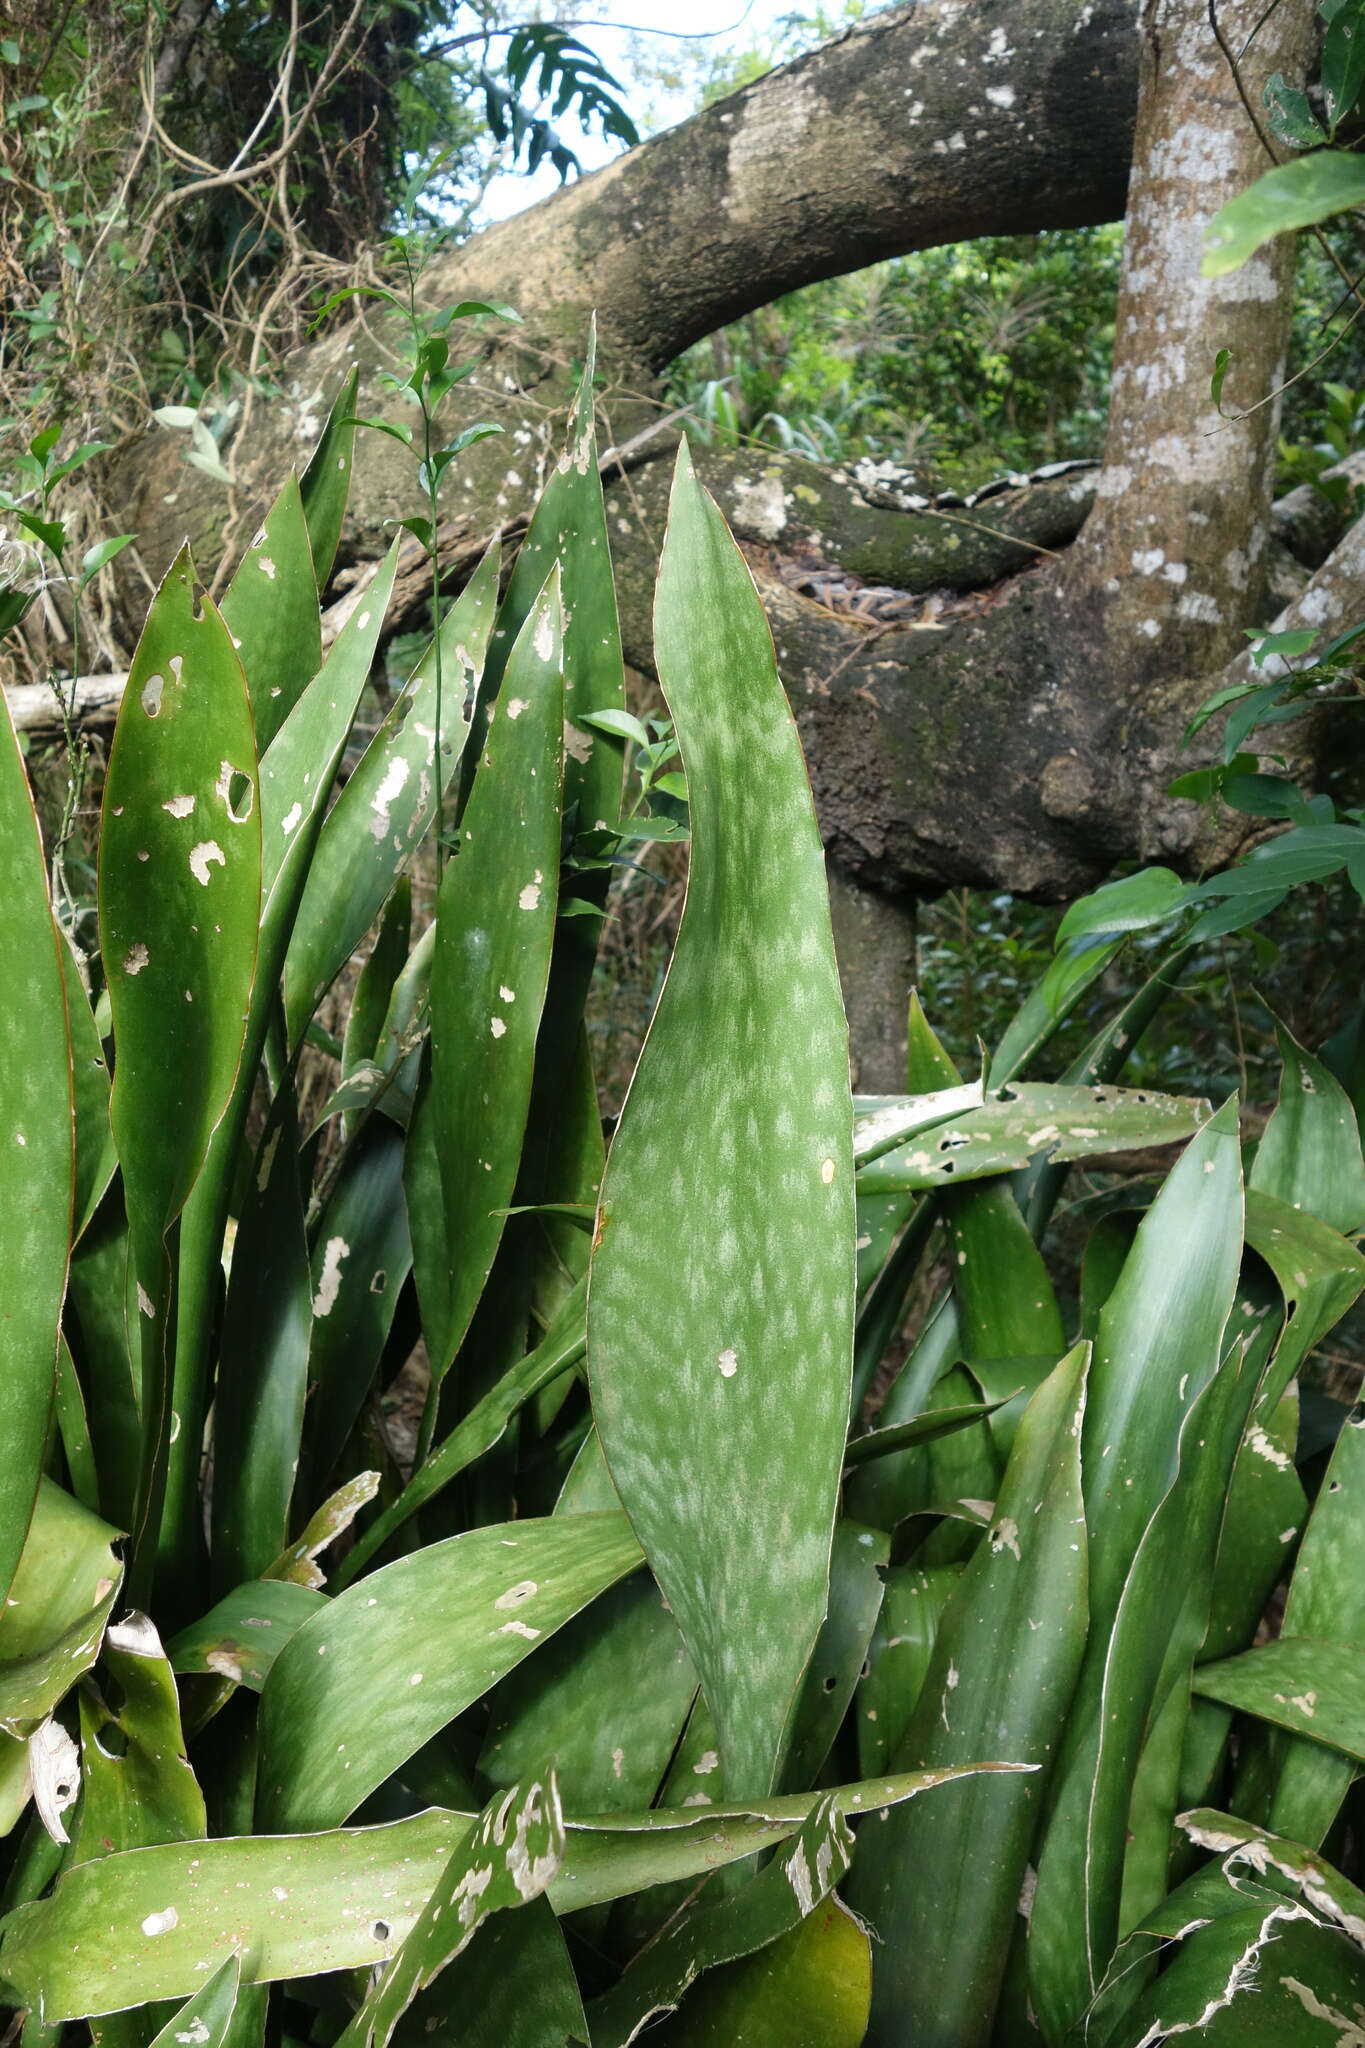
left=14, top=0, right=1362, bottom=949
left=1063, top=0, right=1314, bottom=672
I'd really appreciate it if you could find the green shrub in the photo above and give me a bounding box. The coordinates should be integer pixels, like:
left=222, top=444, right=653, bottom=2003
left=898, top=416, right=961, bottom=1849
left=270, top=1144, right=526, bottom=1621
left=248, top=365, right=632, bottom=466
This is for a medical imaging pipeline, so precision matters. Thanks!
left=2, top=337, right=1365, bottom=2048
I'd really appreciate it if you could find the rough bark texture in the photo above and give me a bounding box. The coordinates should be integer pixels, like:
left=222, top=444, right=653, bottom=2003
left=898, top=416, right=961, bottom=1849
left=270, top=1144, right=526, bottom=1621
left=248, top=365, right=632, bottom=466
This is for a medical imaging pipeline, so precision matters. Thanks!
left=1063, top=0, right=1315, bottom=673
left=93, top=0, right=1142, bottom=593
left=15, top=0, right=1365, bottom=1087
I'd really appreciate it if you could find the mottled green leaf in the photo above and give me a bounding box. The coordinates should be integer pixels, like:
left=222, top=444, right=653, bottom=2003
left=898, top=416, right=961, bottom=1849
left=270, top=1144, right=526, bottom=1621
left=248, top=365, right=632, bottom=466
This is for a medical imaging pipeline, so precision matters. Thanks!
left=221, top=475, right=320, bottom=753
left=856, top=1080, right=1208, bottom=1194
left=852, top=1345, right=1090, bottom=2048
left=0, top=1767, right=1011, bottom=2019
left=282, top=542, right=500, bottom=1047
left=589, top=1794, right=854, bottom=2047
left=480, top=1570, right=694, bottom=1814
left=1264, top=1413, right=1365, bottom=1844
left=642, top=1899, right=871, bottom=2048
left=1194, top=1635, right=1365, bottom=1757
left=0, top=1481, right=121, bottom=1739
left=589, top=444, right=854, bottom=1799
left=1028, top=1102, right=1245, bottom=2040
left=421, top=572, right=564, bottom=1381
left=1251, top=1018, right=1365, bottom=1234
left=256, top=1512, right=643, bottom=1828
left=0, top=691, right=73, bottom=1607
left=73, top=1614, right=206, bottom=1862
left=300, top=367, right=359, bottom=587
left=334, top=1778, right=564, bottom=2048
left=167, top=1580, right=324, bottom=1692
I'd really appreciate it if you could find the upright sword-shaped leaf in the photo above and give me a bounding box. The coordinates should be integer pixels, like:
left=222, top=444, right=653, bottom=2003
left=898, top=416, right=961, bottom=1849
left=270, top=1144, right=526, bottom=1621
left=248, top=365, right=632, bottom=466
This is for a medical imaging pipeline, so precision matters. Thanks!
left=0, top=693, right=72, bottom=1605
left=587, top=442, right=855, bottom=1799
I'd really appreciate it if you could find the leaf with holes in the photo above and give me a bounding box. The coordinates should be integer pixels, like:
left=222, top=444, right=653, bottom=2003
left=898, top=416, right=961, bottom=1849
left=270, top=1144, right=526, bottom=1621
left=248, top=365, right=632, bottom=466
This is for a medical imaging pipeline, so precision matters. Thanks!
left=0, top=1765, right=1013, bottom=2020
left=333, top=1778, right=564, bottom=2048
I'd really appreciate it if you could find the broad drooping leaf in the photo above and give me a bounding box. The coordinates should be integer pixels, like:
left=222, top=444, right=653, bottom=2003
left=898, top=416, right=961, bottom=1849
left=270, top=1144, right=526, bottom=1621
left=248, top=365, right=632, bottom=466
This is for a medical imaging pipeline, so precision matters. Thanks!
left=1194, top=1636, right=1365, bottom=1759
left=0, top=1766, right=1012, bottom=2020
left=850, top=1345, right=1090, bottom=2048
left=855, top=1079, right=1208, bottom=1194
left=1203, top=150, right=1365, bottom=277
left=0, top=693, right=72, bottom=1607
left=166, top=1579, right=324, bottom=1692
left=588, top=444, right=854, bottom=1801
left=1028, top=1101, right=1245, bottom=2041
left=255, top=1512, right=643, bottom=1828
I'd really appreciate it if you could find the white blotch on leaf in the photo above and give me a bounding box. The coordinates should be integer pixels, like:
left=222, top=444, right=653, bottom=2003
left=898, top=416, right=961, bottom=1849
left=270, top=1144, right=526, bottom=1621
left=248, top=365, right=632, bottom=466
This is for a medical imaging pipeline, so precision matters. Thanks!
left=162, top=795, right=195, bottom=819
left=189, top=840, right=226, bottom=886
left=124, top=943, right=150, bottom=976
left=369, top=755, right=411, bottom=842
left=259, top=556, right=277, bottom=580
left=141, top=1908, right=179, bottom=1938
left=718, top=1348, right=738, bottom=1378
left=141, top=673, right=165, bottom=716
left=281, top=801, right=303, bottom=836
left=490, top=1016, right=507, bottom=1038
left=313, top=1236, right=349, bottom=1317
left=506, top=697, right=528, bottom=720
left=137, top=1283, right=156, bottom=1319
left=495, top=1579, right=538, bottom=1610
